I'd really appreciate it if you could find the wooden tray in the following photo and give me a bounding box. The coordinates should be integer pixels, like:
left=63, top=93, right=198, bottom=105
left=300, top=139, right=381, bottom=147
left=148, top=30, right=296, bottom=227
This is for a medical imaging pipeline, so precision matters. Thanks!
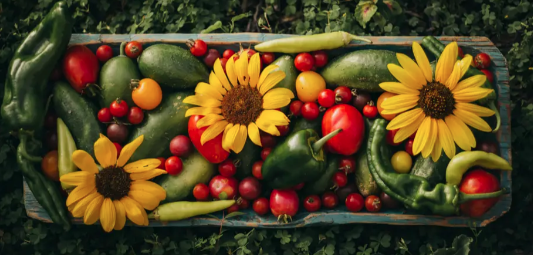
left=23, top=33, right=512, bottom=228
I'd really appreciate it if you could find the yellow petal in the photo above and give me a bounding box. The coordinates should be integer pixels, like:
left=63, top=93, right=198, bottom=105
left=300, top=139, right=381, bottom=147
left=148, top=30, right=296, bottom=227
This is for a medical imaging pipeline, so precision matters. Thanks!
left=412, top=117, right=432, bottom=155
left=258, top=65, right=279, bottom=89
left=223, top=124, right=240, bottom=152
left=130, top=169, right=167, bottom=181
left=453, top=75, right=487, bottom=92
left=236, top=53, right=250, bottom=86
left=435, top=42, right=458, bottom=83
left=60, top=171, right=93, bottom=186
left=120, top=196, right=145, bottom=226
left=445, top=115, right=476, bottom=150
left=259, top=71, right=286, bottom=95
left=117, top=135, right=144, bottom=167
left=184, top=107, right=222, bottom=117
left=124, top=158, right=161, bottom=173
left=387, top=108, right=424, bottom=130
left=130, top=180, right=166, bottom=201
left=128, top=190, right=160, bottom=211
left=222, top=123, right=234, bottom=152
left=255, top=120, right=280, bottom=136
left=209, top=72, right=227, bottom=95
left=453, top=109, right=492, bottom=132
left=183, top=95, right=221, bottom=108
left=421, top=118, right=438, bottom=158
left=436, top=119, right=456, bottom=159
left=197, top=114, right=225, bottom=128
left=459, top=54, right=473, bottom=78
left=72, top=150, right=98, bottom=174
left=200, top=120, right=229, bottom=145
left=387, top=64, right=423, bottom=90
left=100, top=198, right=116, bottom=233
left=455, top=102, right=495, bottom=117
left=226, top=57, right=238, bottom=87
left=258, top=110, right=290, bottom=126
left=445, top=61, right=463, bottom=91
left=379, top=82, right=420, bottom=95
left=94, top=134, right=117, bottom=168
left=380, top=94, right=420, bottom=109
left=262, top=88, right=295, bottom=109
left=412, top=42, right=433, bottom=82
left=395, top=114, right=425, bottom=143
left=431, top=138, right=443, bottom=162
left=141, top=205, right=149, bottom=226
left=71, top=191, right=100, bottom=218
left=113, top=200, right=127, bottom=231
left=397, top=53, right=427, bottom=86
left=453, top=88, right=494, bottom=102
left=231, top=125, right=248, bottom=153
left=213, top=58, right=232, bottom=91
left=66, top=183, right=96, bottom=207
left=380, top=104, right=417, bottom=115
left=195, top=82, right=223, bottom=101
left=83, top=194, right=104, bottom=225
left=248, top=122, right=262, bottom=147
left=68, top=201, right=78, bottom=212
left=249, top=53, right=261, bottom=87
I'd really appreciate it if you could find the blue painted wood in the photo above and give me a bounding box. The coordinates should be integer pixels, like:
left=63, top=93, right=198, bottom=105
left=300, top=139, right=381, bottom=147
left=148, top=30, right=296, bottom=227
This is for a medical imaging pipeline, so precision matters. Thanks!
left=23, top=33, right=511, bottom=228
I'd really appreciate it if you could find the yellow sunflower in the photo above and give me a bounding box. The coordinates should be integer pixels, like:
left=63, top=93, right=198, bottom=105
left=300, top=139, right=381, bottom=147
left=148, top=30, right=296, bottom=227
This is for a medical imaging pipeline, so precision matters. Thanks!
left=379, top=41, right=495, bottom=162
left=60, top=134, right=167, bottom=232
left=184, top=51, right=295, bottom=153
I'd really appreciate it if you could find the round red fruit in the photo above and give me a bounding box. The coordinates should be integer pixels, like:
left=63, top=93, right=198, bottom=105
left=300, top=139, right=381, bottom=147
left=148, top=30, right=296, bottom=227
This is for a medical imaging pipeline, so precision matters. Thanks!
left=301, top=102, right=320, bottom=120
left=218, top=159, right=237, bottom=177
left=260, top=133, right=276, bottom=148
left=474, top=52, right=491, bottom=69
left=352, top=92, right=372, bottom=112
left=339, top=156, right=356, bottom=174
left=294, top=53, right=315, bottom=72
left=270, top=190, right=299, bottom=218
left=409, top=131, right=417, bottom=139
left=380, top=192, right=400, bottom=209
left=203, top=49, right=220, bottom=67
left=459, top=169, right=500, bottom=217
left=345, top=193, right=364, bottom=212
left=334, top=86, right=353, bottom=104
left=332, top=171, right=348, bottom=188
left=193, top=183, right=210, bottom=201
left=405, top=138, right=414, bottom=156
left=318, top=89, right=335, bottom=108
left=125, top=41, right=143, bottom=58
left=260, top=147, right=272, bottom=161
left=222, top=49, right=235, bottom=59
left=253, top=197, right=270, bottom=215
left=127, top=106, right=144, bottom=125
left=322, top=191, right=338, bottom=209
left=386, top=129, right=401, bottom=146
left=252, top=160, right=264, bottom=180
left=114, top=143, right=122, bottom=156
left=480, top=69, right=494, bottom=84
left=188, top=39, right=208, bottom=57
left=261, top=52, right=275, bottom=65
left=165, top=156, right=183, bottom=175
left=277, top=125, right=290, bottom=136
left=110, top=99, right=129, bottom=117
left=169, top=135, right=193, bottom=157
left=303, top=195, right=321, bottom=212
left=365, top=195, right=382, bottom=212
left=237, top=197, right=250, bottom=209
left=238, top=177, right=262, bottom=200
left=97, top=108, right=113, bottom=123
left=291, top=183, right=304, bottom=190
left=227, top=204, right=240, bottom=213
left=458, top=47, right=464, bottom=58
left=107, top=123, right=129, bottom=143
left=209, top=175, right=239, bottom=200
left=220, top=58, right=228, bottom=72
left=157, top=157, right=166, bottom=170
left=96, top=45, right=113, bottom=63
left=312, top=50, right=328, bottom=68
left=362, top=104, right=378, bottom=119
left=289, top=100, right=304, bottom=116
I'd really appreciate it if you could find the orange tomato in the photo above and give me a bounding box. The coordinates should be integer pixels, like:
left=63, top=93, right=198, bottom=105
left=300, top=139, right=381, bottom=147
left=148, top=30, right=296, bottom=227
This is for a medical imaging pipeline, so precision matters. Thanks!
left=41, top=150, right=59, bottom=182
left=377, top=92, right=398, bottom=121
left=296, top=71, right=326, bottom=103
left=132, top=78, right=163, bottom=110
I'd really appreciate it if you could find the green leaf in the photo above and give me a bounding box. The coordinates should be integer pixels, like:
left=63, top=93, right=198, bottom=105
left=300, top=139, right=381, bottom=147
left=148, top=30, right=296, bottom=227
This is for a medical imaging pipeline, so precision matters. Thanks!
left=201, top=21, right=223, bottom=34
left=433, top=235, right=473, bottom=255
left=383, top=0, right=402, bottom=15
left=225, top=211, right=246, bottom=219
left=354, top=1, right=378, bottom=28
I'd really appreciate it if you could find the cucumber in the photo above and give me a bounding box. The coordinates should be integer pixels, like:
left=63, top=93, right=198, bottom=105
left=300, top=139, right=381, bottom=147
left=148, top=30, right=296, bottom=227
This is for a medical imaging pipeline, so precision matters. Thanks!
left=53, top=81, right=104, bottom=158
left=269, top=55, right=298, bottom=113
left=354, top=118, right=380, bottom=196
left=301, top=154, right=341, bottom=196
left=138, top=44, right=209, bottom=90
left=158, top=150, right=216, bottom=202
left=233, top=139, right=262, bottom=179
left=128, top=91, right=193, bottom=161
left=410, top=153, right=451, bottom=187
left=320, top=50, right=399, bottom=92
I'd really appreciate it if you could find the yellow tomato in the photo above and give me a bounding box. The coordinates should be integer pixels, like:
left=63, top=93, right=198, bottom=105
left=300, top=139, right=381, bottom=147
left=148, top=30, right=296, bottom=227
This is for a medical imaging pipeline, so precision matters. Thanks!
left=377, top=92, right=397, bottom=121
left=391, top=151, right=412, bottom=174
left=296, top=71, right=326, bottom=103
left=42, top=150, right=59, bottom=182
left=132, top=78, right=163, bottom=110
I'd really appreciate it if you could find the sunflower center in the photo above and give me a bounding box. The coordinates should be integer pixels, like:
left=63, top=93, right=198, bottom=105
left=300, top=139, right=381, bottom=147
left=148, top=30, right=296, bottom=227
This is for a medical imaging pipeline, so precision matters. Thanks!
left=418, top=82, right=456, bottom=119
left=95, top=166, right=131, bottom=200
left=221, top=85, right=263, bottom=125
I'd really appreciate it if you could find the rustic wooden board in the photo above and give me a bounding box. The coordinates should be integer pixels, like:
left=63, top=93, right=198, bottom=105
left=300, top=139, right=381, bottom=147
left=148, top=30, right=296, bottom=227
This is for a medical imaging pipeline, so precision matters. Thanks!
left=23, top=33, right=511, bottom=228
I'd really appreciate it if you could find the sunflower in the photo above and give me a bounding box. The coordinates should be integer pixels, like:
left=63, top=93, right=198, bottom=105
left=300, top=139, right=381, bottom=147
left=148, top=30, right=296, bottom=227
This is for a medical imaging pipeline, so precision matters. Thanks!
left=60, top=134, right=167, bottom=232
left=183, top=51, right=295, bottom=153
left=379, top=41, right=495, bottom=162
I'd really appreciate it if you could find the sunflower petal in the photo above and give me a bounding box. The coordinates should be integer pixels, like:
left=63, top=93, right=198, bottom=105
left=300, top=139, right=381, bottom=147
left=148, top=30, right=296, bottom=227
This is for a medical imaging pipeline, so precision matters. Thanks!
left=224, top=124, right=241, bottom=153
left=413, top=117, right=432, bottom=155
left=226, top=57, right=238, bottom=87
left=236, top=53, right=250, bottom=86
left=255, top=120, right=281, bottom=136
left=120, top=196, right=145, bottom=226
left=71, top=191, right=100, bottom=218
left=124, top=159, right=161, bottom=173
left=455, top=102, right=495, bottom=117
left=257, top=110, right=290, bottom=126
left=262, top=88, right=295, bottom=109
left=249, top=53, right=261, bottom=87
left=459, top=54, right=473, bottom=78
left=72, top=150, right=98, bottom=174
left=222, top=123, right=234, bottom=152
left=184, top=107, right=222, bottom=117
left=381, top=104, right=417, bottom=115
left=200, top=120, right=228, bottom=145
left=83, top=194, right=104, bottom=225
left=113, top=200, right=127, bottom=231
left=437, top=119, right=456, bottom=159
left=248, top=122, right=262, bottom=147
left=183, top=95, right=221, bottom=108
left=258, top=65, right=279, bottom=89
left=445, top=115, right=476, bottom=150
left=387, top=64, right=423, bottom=90
left=379, top=82, right=420, bottom=95
left=214, top=58, right=232, bottom=90
left=397, top=53, right=427, bottom=86
left=60, top=171, right=92, bottom=186
left=412, top=42, right=433, bottom=82
left=94, top=134, right=117, bottom=168
left=197, top=114, right=225, bottom=129
left=117, top=135, right=144, bottom=167
left=431, top=138, right=443, bottom=162
left=453, top=88, right=494, bottom=102
left=380, top=94, right=419, bottom=109
left=130, top=180, right=166, bottom=201
left=395, top=114, right=426, bottom=143
left=435, top=42, right=458, bottom=83
left=231, top=125, right=248, bottom=153
left=453, top=109, right=493, bottom=132
left=128, top=190, right=160, bottom=210
left=66, top=184, right=96, bottom=207
left=259, top=71, right=286, bottom=95
left=453, top=75, right=487, bottom=92
left=141, top=206, right=149, bottom=226
left=387, top=108, right=424, bottom=131
left=195, top=82, right=223, bottom=101
left=100, top=198, right=116, bottom=233
left=421, top=118, right=438, bottom=158
left=209, top=72, right=227, bottom=95
left=130, top=169, right=167, bottom=181
left=445, top=61, right=463, bottom=91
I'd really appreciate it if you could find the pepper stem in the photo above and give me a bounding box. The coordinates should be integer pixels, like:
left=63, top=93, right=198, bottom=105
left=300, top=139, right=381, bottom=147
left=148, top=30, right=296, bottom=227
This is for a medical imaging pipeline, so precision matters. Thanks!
left=349, top=34, right=372, bottom=44
left=488, top=101, right=501, bottom=133
left=120, top=41, right=127, bottom=56
left=458, top=188, right=509, bottom=204
left=312, top=129, right=342, bottom=154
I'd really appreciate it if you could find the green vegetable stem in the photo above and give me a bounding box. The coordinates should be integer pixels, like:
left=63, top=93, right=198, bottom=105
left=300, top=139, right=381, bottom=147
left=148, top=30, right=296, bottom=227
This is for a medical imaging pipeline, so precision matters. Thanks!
left=148, top=200, right=236, bottom=222
left=254, top=31, right=372, bottom=53
left=445, top=151, right=512, bottom=185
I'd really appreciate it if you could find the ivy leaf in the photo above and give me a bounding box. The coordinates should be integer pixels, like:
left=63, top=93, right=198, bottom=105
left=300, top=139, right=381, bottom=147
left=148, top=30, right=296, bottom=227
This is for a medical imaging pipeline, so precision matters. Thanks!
left=433, top=235, right=473, bottom=255
left=383, top=0, right=403, bottom=15
left=354, top=1, right=378, bottom=28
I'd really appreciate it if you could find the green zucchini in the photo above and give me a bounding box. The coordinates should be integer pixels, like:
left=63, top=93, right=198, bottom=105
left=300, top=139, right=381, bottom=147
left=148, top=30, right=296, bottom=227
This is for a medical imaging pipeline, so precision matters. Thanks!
left=233, top=139, right=262, bottom=179
left=269, top=55, right=298, bottom=113
left=354, top=118, right=380, bottom=196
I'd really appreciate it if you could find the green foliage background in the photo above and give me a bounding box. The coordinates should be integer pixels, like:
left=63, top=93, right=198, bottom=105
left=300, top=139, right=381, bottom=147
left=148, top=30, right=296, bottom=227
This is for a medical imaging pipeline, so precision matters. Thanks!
left=1, top=0, right=533, bottom=254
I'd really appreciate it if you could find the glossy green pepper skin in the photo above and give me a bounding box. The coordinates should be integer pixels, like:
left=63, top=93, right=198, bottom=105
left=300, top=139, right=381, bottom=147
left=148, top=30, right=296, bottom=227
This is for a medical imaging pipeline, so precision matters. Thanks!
left=262, top=128, right=341, bottom=190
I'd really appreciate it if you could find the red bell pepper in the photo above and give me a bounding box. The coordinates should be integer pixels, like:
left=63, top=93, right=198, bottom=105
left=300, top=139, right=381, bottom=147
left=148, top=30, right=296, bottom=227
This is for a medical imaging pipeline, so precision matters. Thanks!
left=321, top=104, right=365, bottom=156
left=459, top=169, right=501, bottom=217
left=188, top=115, right=229, bottom=164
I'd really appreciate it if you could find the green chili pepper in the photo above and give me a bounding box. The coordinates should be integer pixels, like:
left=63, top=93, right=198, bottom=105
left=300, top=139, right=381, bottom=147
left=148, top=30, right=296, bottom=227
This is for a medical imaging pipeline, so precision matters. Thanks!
left=254, top=31, right=372, bottom=53
left=57, top=118, right=78, bottom=191
left=148, top=200, right=235, bottom=222
left=445, top=151, right=512, bottom=185
left=367, top=119, right=508, bottom=216
left=262, top=128, right=342, bottom=190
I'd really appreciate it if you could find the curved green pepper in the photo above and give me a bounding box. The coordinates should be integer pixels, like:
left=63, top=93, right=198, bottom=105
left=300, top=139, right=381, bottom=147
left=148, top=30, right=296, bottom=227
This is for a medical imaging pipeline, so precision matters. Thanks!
left=301, top=154, right=341, bottom=196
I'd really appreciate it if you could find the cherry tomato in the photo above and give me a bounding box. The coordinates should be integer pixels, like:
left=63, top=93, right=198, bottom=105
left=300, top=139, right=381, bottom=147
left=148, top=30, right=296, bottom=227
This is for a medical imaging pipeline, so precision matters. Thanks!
left=127, top=107, right=144, bottom=125
left=277, top=125, right=290, bottom=136
left=380, top=192, right=400, bottom=209
left=239, top=177, right=262, bottom=200
left=474, top=52, right=491, bottom=69
left=291, top=183, right=305, bottom=190
left=458, top=47, right=464, bottom=58
left=107, top=123, right=129, bottom=143
left=220, top=57, right=228, bottom=72
left=222, top=49, right=235, bottom=59
left=261, top=52, right=275, bottom=65
left=303, top=195, right=321, bottom=212
left=289, top=100, right=304, bottom=116
left=332, top=171, right=348, bottom=188
left=227, top=204, right=240, bottom=213
left=390, top=151, right=412, bottom=174
left=188, top=39, right=208, bottom=57
left=318, top=89, right=335, bottom=108
left=188, top=115, right=230, bottom=164
left=260, top=147, right=272, bottom=161
left=253, top=197, right=270, bottom=215
left=270, top=189, right=299, bottom=218
left=334, top=86, right=353, bottom=104
left=97, top=108, right=113, bottom=123
left=386, top=129, right=401, bottom=146
left=301, top=102, right=320, bottom=120
left=259, top=133, right=277, bottom=148
left=352, top=92, right=372, bottom=112
left=321, top=191, right=338, bottom=209
left=322, top=104, right=365, bottom=156
left=237, top=197, right=250, bottom=209
left=209, top=175, right=239, bottom=200
left=203, top=49, right=220, bottom=67
left=169, top=135, right=193, bottom=157
left=109, top=99, right=129, bottom=118
left=294, top=53, right=315, bottom=72
left=312, top=50, right=328, bottom=68
left=363, top=104, right=378, bottom=119
left=113, top=143, right=123, bottom=156
left=125, top=41, right=143, bottom=58
left=44, top=112, right=57, bottom=129
left=409, top=131, right=417, bottom=139
left=157, top=157, right=166, bottom=170
left=339, top=156, right=356, bottom=174
left=193, top=183, right=210, bottom=201
left=365, top=195, right=382, bottom=212
left=218, top=159, right=237, bottom=177
left=377, top=92, right=397, bottom=121
left=480, top=69, right=494, bottom=84
left=165, top=156, right=183, bottom=175
left=345, top=193, right=364, bottom=212
left=405, top=138, right=414, bottom=156
left=41, top=150, right=59, bottom=182
left=96, top=45, right=113, bottom=63
left=296, top=71, right=326, bottom=102
left=252, top=160, right=264, bottom=180
left=131, top=78, right=163, bottom=111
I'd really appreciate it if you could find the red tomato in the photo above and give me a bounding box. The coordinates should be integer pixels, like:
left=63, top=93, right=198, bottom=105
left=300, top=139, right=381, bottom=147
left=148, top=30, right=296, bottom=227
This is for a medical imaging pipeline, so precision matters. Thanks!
left=188, top=115, right=230, bottom=164
left=363, top=104, right=378, bottom=119
left=332, top=171, right=348, bottom=188
left=322, top=104, right=365, bottom=156
left=291, top=183, right=305, bottom=190
left=157, top=157, right=166, bottom=170
left=188, top=39, right=208, bottom=57
left=480, top=69, right=494, bottom=84
left=365, top=195, right=382, bottom=212
left=459, top=169, right=500, bottom=217
left=318, top=89, right=335, bottom=108
left=277, top=125, right=290, bottom=136
left=218, top=159, right=237, bottom=177
left=110, top=99, right=129, bottom=117
left=252, top=161, right=263, bottom=180
left=301, top=102, right=320, bottom=120
left=222, top=49, right=235, bottom=59
left=409, top=131, right=417, bottom=139
left=334, top=86, right=353, bottom=104
left=261, top=52, right=275, bottom=65
left=193, top=183, right=210, bottom=201
left=474, top=52, right=491, bottom=69
left=312, top=50, right=328, bottom=68
left=294, top=53, right=315, bottom=72
left=62, top=45, right=100, bottom=95
left=458, top=47, right=464, bottom=58
left=97, top=108, right=112, bottom=123
left=237, top=197, right=250, bottom=209
left=321, top=191, right=338, bottom=209
left=209, top=175, right=239, bottom=200
left=386, top=129, right=401, bottom=146
left=259, top=133, right=277, bottom=148
left=169, top=135, right=193, bottom=157
left=253, top=197, right=270, bottom=215
left=220, top=57, right=228, bottom=72
left=127, top=106, right=144, bottom=125
left=346, top=193, right=364, bottom=212
left=203, top=49, right=220, bottom=67
left=165, top=156, right=183, bottom=175
left=339, top=156, right=356, bottom=174
left=289, top=100, right=304, bottom=116
left=96, top=45, right=113, bottom=63
left=125, top=41, right=143, bottom=58
left=303, top=195, right=321, bottom=212
left=238, top=177, right=262, bottom=200
left=270, top=190, right=299, bottom=218
left=380, top=192, right=400, bottom=209
left=227, top=204, right=240, bottom=213
left=113, top=143, right=122, bottom=156
left=260, top=147, right=272, bottom=161
left=405, top=138, right=414, bottom=156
